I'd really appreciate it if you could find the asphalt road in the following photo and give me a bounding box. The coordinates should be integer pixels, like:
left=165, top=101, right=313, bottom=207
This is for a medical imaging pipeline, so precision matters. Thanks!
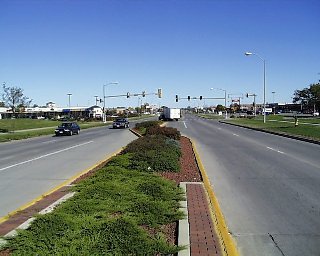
left=0, top=124, right=138, bottom=220
left=168, top=114, right=320, bottom=256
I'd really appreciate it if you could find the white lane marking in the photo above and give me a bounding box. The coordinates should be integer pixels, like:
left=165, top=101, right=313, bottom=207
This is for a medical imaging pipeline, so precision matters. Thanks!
left=183, top=121, right=187, bottom=128
left=266, top=146, right=284, bottom=154
left=0, top=141, right=94, bottom=172
left=233, top=133, right=239, bottom=137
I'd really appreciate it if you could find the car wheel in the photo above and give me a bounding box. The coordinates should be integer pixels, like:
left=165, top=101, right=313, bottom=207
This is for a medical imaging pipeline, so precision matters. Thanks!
left=76, top=130, right=80, bottom=135
left=69, top=131, right=73, bottom=136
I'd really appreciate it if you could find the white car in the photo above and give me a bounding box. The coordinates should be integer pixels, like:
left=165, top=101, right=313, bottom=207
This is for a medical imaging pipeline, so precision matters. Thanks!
left=313, top=112, right=319, bottom=116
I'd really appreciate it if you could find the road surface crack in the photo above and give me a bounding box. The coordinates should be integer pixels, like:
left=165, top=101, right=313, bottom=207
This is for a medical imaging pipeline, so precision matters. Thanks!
left=269, top=233, right=286, bottom=256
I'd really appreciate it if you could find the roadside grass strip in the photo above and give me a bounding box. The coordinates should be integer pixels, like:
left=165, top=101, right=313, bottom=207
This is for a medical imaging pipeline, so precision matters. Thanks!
left=223, top=117, right=320, bottom=140
left=1, top=135, right=186, bottom=255
left=0, top=121, right=108, bottom=142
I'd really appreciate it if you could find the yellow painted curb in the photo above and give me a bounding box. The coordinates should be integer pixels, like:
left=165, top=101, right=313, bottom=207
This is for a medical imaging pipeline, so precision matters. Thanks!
left=0, top=148, right=122, bottom=225
left=191, top=139, right=239, bottom=256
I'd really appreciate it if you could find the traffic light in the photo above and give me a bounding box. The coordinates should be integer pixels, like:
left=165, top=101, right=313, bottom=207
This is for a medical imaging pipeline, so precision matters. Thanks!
left=99, top=99, right=103, bottom=103
left=200, top=96, right=203, bottom=100
left=142, top=91, right=146, bottom=97
left=188, top=96, right=190, bottom=101
left=157, top=88, right=162, bottom=98
left=127, top=92, right=130, bottom=98
left=175, top=95, right=178, bottom=102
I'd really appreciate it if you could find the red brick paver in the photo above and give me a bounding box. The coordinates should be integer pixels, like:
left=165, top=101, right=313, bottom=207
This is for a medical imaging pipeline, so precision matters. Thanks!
left=187, top=183, right=222, bottom=256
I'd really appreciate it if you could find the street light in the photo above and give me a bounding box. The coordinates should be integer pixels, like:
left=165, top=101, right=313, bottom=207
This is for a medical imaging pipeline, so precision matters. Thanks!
left=67, top=93, right=72, bottom=107
left=210, top=88, right=228, bottom=119
left=272, top=91, right=276, bottom=114
left=245, top=51, right=267, bottom=123
left=103, top=82, right=119, bottom=122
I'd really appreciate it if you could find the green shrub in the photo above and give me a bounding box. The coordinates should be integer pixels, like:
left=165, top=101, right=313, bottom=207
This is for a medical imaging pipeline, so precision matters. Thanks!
left=131, top=150, right=180, bottom=172
left=146, top=126, right=181, bottom=140
left=135, top=120, right=161, bottom=129
left=122, top=135, right=181, bottom=172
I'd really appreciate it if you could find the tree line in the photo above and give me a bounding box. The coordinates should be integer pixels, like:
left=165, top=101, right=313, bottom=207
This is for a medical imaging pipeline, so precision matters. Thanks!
left=293, top=82, right=320, bottom=112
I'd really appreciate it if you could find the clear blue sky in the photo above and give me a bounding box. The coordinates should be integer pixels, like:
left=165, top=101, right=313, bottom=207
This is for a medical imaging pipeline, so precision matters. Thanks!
left=1, top=0, right=319, bottom=108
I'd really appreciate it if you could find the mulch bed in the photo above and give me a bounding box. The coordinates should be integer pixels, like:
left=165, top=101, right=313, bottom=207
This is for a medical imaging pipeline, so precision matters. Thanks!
left=0, top=135, right=202, bottom=255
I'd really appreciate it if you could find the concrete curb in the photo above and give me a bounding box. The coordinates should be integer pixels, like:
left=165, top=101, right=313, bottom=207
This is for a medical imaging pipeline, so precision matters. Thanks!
left=219, top=120, right=320, bottom=145
left=178, top=182, right=190, bottom=256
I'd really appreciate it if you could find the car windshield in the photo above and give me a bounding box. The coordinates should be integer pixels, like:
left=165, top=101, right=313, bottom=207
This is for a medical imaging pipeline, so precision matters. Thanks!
left=60, top=123, right=72, bottom=128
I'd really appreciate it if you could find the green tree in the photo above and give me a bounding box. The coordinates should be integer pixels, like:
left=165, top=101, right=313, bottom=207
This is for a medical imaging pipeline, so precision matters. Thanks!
left=2, top=83, right=32, bottom=115
left=216, top=104, right=225, bottom=112
left=293, top=83, right=320, bottom=112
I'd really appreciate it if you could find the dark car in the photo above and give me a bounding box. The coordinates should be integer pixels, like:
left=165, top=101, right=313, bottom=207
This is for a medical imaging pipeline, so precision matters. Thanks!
left=55, top=122, right=80, bottom=136
left=112, top=118, right=129, bottom=129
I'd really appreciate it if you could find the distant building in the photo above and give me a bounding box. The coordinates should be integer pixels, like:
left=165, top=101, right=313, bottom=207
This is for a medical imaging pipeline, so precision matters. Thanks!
left=87, top=105, right=103, bottom=118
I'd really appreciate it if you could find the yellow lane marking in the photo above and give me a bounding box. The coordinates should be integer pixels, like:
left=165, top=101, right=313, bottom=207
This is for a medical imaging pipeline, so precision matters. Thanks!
left=0, top=148, right=122, bottom=225
left=191, top=139, right=239, bottom=256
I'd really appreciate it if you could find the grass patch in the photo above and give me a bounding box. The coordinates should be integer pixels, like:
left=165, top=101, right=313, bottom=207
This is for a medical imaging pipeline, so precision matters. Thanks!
left=223, top=116, right=320, bottom=140
left=0, top=120, right=108, bottom=142
left=0, top=119, right=60, bottom=131
left=197, top=113, right=225, bottom=120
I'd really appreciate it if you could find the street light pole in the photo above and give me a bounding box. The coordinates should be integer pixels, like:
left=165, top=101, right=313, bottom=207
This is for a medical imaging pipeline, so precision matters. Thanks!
left=245, top=52, right=267, bottom=123
left=210, top=88, right=228, bottom=119
left=67, top=93, right=72, bottom=107
left=103, top=82, right=119, bottom=123
left=272, top=91, right=275, bottom=114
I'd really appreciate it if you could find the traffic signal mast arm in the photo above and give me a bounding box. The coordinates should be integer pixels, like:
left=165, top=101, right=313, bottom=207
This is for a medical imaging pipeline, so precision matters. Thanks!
left=105, top=88, right=162, bottom=99
left=178, top=96, right=225, bottom=100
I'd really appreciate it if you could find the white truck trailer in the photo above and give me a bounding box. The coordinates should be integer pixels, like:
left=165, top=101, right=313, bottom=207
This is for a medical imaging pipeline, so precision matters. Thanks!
left=159, top=107, right=181, bottom=121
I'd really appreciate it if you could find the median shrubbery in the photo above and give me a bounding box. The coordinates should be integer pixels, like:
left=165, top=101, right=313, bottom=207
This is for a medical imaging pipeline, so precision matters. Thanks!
left=123, top=125, right=181, bottom=172
left=134, top=120, right=162, bottom=135
left=2, top=120, right=185, bottom=255
left=4, top=168, right=184, bottom=255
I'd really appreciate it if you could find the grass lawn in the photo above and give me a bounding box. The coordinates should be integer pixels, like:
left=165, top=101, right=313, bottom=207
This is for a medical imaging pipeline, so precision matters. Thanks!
left=0, top=119, right=108, bottom=142
left=223, top=115, right=320, bottom=140
left=0, top=119, right=61, bottom=131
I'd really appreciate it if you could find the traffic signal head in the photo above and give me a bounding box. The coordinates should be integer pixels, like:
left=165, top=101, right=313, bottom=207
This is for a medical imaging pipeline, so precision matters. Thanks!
left=127, top=92, right=130, bottom=98
left=200, top=96, right=203, bottom=100
left=142, top=91, right=146, bottom=97
left=175, top=95, right=178, bottom=102
left=157, top=88, right=162, bottom=98
left=188, top=96, right=190, bottom=101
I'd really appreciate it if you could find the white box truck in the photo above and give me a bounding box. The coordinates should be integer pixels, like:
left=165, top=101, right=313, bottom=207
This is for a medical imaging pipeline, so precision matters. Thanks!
left=159, top=107, right=181, bottom=121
